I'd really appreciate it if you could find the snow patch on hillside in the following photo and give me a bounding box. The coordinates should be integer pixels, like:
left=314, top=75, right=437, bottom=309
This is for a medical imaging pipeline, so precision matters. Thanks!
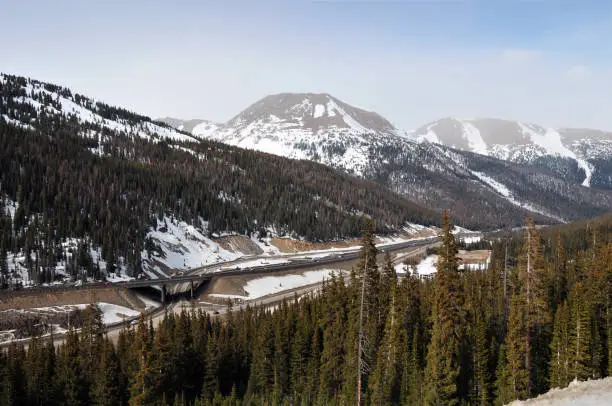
left=2, top=74, right=197, bottom=143
left=210, top=269, right=343, bottom=300
left=461, top=120, right=488, bottom=154
left=506, top=377, right=612, bottom=406
left=2, top=114, right=33, bottom=130
left=96, top=302, right=141, bottom=324
left=326, top=100, right=337, bottom=117
left=328, top=98, right=369, bottom=133
left=313, top=104, right=325, bottom=118
left=415, top=255, right=438, bottom=276
left=192, top=121, right=221, bottom=138
left=471, top=171, right=565, bottom=222
left=143, top=216, right=241, bottom=277
left=519, top=124, right=593, bottom=186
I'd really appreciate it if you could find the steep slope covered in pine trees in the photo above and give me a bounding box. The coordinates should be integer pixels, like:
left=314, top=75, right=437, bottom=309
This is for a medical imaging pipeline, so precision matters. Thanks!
left=0, top=73, right=439, bottom=284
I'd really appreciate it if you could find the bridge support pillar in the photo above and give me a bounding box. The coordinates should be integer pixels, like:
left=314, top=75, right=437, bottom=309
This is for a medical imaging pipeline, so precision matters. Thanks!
left=161, top=285, right=166, bottom=304
left=190, top=281, right=194, bottom=299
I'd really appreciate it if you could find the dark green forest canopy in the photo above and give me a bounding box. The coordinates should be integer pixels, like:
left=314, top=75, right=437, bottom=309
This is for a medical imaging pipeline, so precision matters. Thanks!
left=0, top=103, right=439, bottom=279
left=0, top=215, right=609, bottom=405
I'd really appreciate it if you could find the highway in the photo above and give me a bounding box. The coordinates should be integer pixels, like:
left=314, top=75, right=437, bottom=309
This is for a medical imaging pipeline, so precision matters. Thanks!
left=0, top=234, right=452, bottom=349
left=128, top=235, right=441, bottom=288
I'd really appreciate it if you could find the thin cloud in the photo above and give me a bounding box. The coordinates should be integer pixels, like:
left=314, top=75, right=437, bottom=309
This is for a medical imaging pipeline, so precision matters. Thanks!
left=565, top=65, right=592, bottom=82
left=501, top=49, right=541, bottom=65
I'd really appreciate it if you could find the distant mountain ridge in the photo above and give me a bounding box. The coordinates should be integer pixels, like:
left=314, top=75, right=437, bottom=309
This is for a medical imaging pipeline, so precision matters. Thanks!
left=409, top=117, right=612, bottom=188
left=161, top=94, right=612, bottom=228
left=159, top=93, right=405, bottom=176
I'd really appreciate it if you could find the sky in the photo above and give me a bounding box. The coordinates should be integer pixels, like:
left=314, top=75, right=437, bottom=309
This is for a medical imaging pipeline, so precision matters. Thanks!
left=2, top=0, right=612, bottom=130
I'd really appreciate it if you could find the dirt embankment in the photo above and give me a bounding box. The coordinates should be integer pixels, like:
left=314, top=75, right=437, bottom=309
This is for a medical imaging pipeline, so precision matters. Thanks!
left=215, top=235, right=264, bottom=255
left=0, top=287, right=145, bottom=311
left=271, top=228, right=438, bottom=254
left=458, top=250, right=491, bottom=265
left=270, top=238, right=360, bottom=253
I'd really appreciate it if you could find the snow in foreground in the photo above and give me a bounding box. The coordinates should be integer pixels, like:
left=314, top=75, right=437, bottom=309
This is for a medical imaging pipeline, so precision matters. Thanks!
left=506, top=377, right=612, bottom=406
left=210, top=269, right=343, bottom=300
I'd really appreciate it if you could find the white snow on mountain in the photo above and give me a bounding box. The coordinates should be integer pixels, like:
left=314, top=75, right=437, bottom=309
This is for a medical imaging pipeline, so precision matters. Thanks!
left=462, top=121, right=488, bottom=155
left=471, top=171, right=566, bottom=222
left=192, top=120, right=222, bottom=138
left=1, top=73, right=198, bottom=143
left=518, top=123, right=594, bottom=186
left=169, top=93, right=405, bottom=175
left=411, top=117, right=606, bottom=187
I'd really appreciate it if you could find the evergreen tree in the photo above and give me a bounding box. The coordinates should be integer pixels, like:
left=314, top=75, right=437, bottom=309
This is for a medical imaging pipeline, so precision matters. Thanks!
left=423, top=210, right=464, bottom=405
left=90, top=338, right=121, bottom=406
left=129, top=317, right=154, bottom=406
left=549, top=301, right=571, bottom=388
left=494, top=344, right=512, bottom=406
left=472, top=313, right=490, bottom=405
left=504, top=295, right=529, bottom=401
left=569, top=283, right=593, bottom=380
left=517, top=218, right=550, bottom=396
left=368, top=283, right=401, bottom=405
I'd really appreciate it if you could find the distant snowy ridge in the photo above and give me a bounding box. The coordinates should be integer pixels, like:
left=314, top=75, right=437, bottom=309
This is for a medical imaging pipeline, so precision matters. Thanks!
left=162, top=95, right=612, bottom=227
left=410, top=117, right=608, bottom=187
left=1, top=73, right=198, bottom=143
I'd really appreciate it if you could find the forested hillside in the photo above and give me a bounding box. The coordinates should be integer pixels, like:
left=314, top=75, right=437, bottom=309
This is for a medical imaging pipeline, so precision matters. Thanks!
left=1, top=214, right=609, bottom=405
left=0, top=74, right=438, bottom=284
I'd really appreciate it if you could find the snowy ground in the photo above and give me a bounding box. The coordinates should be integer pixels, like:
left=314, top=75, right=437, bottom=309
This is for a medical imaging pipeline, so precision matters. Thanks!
left=459, top=235, right=483, bottom=244
left=1, top=198, right=451, bottom=287
left=506, top=377, right=612, bottom=406
left=96, top=303, right=141, bottom=324
left=0, top=302, right=142, bottom=344
left=135, top=294, right=161, bottom=310
left=401, top=253, right=490, bottom=277
left=471, top=170, right=565, bottom=222
left=143, top=216, right=243, bottom=277
left=210, top=269, right=344, bottom=300
left=228, top=258, right=290, bottom=269
left=414, top=255, right=439, bottom=276
left=0, top=302, right=140, bottom=326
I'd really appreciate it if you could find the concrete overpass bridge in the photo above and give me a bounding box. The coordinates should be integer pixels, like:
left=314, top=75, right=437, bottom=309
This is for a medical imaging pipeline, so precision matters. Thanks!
left=117, top=236, right=442, bottom=302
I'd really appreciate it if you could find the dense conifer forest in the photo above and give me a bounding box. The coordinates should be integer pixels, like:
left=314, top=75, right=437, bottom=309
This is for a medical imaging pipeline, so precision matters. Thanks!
left=1, top=213, right=609, bottom=405
left=0, top=72, right=440, bottom=283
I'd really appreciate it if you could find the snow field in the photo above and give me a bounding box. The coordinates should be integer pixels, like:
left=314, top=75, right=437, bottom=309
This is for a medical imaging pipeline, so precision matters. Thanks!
left=210, top=269, right=344, bottom=300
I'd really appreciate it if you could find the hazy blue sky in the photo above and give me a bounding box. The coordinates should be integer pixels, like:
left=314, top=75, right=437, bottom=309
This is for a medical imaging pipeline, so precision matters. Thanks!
left=3, top=1, right=612, bottom=130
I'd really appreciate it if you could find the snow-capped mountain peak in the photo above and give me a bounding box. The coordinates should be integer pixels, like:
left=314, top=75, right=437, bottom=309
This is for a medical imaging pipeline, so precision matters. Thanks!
left=180, top=92, right=407, bottom=175
left=225, top=92, right=399, bottom=135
